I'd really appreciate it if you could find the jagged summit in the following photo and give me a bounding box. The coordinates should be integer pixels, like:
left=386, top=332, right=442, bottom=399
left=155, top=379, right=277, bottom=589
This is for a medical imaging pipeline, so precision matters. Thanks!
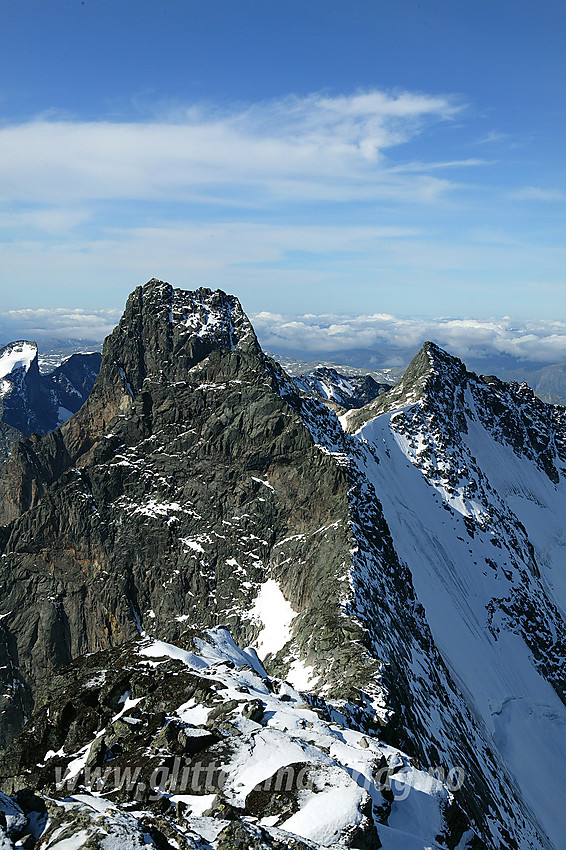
left=0, top=282, right=261, bottom=519
left=90, top=279, right=262, bottom=417
left=346, top=337, right=566, bottom=486
left=0, top=278, right=369, bottom=734
left=391, top=339, right=469, bottom=397
left=344, top=340, right=470, bottom=431
left=109, top=280, right=260, bottom=392
left=292, top=365, right=389, bottom=410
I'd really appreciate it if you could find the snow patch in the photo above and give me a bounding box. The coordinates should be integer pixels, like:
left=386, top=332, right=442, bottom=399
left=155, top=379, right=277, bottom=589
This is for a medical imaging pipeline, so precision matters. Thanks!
left=249, top=579, right=297, bottom=660
left=0, top=341, right=36, bottom=379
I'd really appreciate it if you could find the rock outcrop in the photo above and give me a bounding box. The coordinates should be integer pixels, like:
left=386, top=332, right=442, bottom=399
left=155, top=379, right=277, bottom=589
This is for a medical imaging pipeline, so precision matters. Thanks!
left=0, top=282, right=366, bottom=745
left=0, top=630, right=470, bottom=849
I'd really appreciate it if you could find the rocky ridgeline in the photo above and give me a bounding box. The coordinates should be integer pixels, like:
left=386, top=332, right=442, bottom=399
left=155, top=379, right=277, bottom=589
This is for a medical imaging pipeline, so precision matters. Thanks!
left=0, top=629, right=471, bottom=849
left=347, top=340, right=566, bottom=702
left=0, top=280, right=565, bottom=847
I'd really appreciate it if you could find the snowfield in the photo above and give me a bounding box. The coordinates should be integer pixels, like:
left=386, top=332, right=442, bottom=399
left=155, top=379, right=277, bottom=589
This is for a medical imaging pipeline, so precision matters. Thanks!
left=0, top=341, right=36, bottom=380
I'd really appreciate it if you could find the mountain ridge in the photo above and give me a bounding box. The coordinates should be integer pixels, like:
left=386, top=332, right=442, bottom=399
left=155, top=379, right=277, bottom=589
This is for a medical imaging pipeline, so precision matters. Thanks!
left=0, top=280, right=565, bottom=848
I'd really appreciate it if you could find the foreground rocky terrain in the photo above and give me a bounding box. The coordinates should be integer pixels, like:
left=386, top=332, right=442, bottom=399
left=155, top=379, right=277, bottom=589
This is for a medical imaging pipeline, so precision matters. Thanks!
left=0, top=628, right=466, bottom=850
left=0, top=280, right=565, bottom=848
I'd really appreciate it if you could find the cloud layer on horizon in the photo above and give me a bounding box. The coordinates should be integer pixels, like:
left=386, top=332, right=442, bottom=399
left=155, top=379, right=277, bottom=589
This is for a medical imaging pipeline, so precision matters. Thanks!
left=3, top=305, right=566, bottom=368
left=252, top=312, right=566, bottom=366
left=0, top=307, right=120, bottom=344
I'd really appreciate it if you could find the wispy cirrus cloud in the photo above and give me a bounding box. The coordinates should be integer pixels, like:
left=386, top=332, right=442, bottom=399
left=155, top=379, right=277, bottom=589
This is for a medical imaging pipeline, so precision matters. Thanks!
left=509, top=186, right=565, bottom=202
left=0, top=88, right=563, bottom=324
left=0, top=208, right=92, bottom=234
left=389, top=158, right=491, bottom=173
left=0, top=89, right=464, bottom=209
left=474, top=131, right=509, bottom=145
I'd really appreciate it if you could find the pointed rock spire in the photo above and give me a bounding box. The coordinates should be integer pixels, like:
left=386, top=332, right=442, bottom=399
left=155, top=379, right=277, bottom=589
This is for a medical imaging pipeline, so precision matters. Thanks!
left=345, top=341, right=470, bottom=431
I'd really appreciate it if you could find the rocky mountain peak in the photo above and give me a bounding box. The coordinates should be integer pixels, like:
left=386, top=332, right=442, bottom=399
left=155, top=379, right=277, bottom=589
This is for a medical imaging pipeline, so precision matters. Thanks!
left=0, top=279, right=371, bottom=743
left=4, top=281, right=566, bottom=847
left=0, top=339, right=101, bottom=470
left=347, top=336, right=566, bottom=480
left=391, top=340, right=467, bottom=399
left=0, top=281, right=261, bottom=515
left=291, top=366, right=389, bottom=410
left=0, top=341, right=46, bottom=437
left=344, top=340, right=470, bottom=431
left=422, top=338, right=467, bottom=373
left=108, top=280, right=260, bottom=396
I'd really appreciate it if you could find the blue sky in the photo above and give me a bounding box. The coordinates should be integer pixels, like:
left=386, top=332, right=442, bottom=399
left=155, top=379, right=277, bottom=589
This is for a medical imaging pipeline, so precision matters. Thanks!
left=0, top=0, right=565, bottom=356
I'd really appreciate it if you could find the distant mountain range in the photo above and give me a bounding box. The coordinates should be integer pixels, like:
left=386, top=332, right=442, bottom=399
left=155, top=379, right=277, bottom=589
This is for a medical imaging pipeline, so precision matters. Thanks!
left=34, top=337, right=103, bottom=373
left=291, top=366, right=390, bottom=410
left=499, top=362, right=566, bottom=406
left=5, top=334, right=566, bottom=407
left=0, top=340, right=101, bottom=462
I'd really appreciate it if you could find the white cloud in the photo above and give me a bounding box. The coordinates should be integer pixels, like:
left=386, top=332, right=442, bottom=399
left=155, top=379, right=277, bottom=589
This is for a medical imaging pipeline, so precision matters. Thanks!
left=3, top=300, right=566, bottom=368
left=390, top=158, right=491, bottom=173
left=251, top=312, right=566, bottom=365
left=509, top=186, right=565, bottom=202
left=0, top=89, right=463, bottom=208
left=473, top=131, right=510, bottom=145
left=0, top=307, right=119, bottom=341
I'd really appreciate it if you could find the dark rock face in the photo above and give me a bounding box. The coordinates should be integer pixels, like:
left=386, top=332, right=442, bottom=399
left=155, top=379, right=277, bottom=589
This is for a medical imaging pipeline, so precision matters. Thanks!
left=0, top=422, right=22, bottom=467
left=0, top=281, right=362, bottom=747
left=44, top=352, right=102, bottom=419
left=0, top=342, right=51, bottom=436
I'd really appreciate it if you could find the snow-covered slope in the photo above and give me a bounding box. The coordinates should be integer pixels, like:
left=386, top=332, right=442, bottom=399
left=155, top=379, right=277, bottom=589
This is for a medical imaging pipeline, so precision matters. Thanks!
left=0, top=627, right=466, bottom=850
left=0, top=341, right=37, bottom=383
left=341, top=342, right=566, bottom=848
left=0, top=339, right=46, bottom=438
